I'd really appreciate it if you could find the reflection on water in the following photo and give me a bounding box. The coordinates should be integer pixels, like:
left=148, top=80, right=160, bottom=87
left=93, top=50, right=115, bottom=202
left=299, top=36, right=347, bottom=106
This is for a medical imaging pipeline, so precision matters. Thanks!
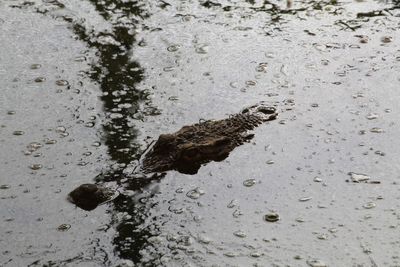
left=71, top=0, right=165, bottom=263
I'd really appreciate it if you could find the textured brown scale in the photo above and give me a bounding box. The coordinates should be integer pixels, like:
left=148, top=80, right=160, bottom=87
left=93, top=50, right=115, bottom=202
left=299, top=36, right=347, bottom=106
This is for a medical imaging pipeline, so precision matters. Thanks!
left=142, top=105, right=278, bottom=175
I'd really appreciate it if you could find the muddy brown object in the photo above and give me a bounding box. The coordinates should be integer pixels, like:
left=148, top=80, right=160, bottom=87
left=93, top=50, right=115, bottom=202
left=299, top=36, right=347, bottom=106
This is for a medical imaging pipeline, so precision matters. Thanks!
left=142, top=104, right=278, bottom=174
left=68, top=184, right=118, bottom=211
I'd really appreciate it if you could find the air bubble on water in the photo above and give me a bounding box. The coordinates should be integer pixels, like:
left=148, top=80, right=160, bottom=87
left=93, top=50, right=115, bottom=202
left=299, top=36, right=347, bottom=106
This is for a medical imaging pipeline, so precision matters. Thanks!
left=55, top=126, right=66, bottom=133
left=264, top=213, right=280, bottom=222
left=56, top=80, right=69, bottom=86
left=243, top=179, right=256, bottom=187
left=186, top=187, right=204, bottom=199
left=13, top=130, right=25, bottom=136
left=245, top=80, right=256, bottom=86
left=57, top=224, right=71, bottom=231
left=195, top=44, right=209, bottom=54
left=363, top=202, right=376, bottom=209
left=227, top=199, right=238, bottom=208
left=92, top=141, right=101, bottom=147
left=167, top=45, right=180, bottom=52
left=45, top=139, right=57, bottom=145
left=299, top=197, right=312, bottom=202
left=30, top=64, right=41, bottom=69
left=223, top=252, right=236, bottom=258
left=348, top=172, right=370, bottom=183
left=366, top=113, right=378, bottom=120
left=233, top=230, right=246, bottom=238
left=163, top=66, right=175, bottom=72
left=370, top=127, right=384, bottom=133
left=307, top=259, right=327, bottom=267
left=29, top=164, right=42, bottom=170
left=34, top=77, right=46, bottom=83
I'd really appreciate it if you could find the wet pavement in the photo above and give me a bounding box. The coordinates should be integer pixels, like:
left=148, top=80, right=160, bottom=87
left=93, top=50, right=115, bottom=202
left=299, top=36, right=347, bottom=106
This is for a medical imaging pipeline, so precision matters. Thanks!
left=1, top=0, right=400, bottom=266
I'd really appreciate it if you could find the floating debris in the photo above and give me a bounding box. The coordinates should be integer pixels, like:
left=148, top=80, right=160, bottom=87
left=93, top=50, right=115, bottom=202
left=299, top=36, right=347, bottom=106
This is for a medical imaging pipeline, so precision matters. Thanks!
left=264, top=213, right=280, bottom=222
left=57, top=224, right=71, bottom=232
left=0, top=185, right=10, bottom=189
left=243, top=179, right=257, bottom=187
left=348, top=172, right=370, bottom=183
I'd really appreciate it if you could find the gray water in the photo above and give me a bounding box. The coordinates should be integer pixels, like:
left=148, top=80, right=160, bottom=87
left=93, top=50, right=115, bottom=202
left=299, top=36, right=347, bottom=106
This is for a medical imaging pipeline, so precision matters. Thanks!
left=1, top=0, right=400, bottom=266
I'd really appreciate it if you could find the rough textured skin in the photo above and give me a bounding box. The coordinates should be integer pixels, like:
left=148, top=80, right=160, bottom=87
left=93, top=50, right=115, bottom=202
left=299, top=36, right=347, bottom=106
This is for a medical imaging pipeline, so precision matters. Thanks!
left=142, top=104, right=278, bottom=174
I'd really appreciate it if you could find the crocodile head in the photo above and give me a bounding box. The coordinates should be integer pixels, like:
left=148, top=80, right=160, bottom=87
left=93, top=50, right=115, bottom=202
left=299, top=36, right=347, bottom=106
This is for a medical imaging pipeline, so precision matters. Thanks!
left=241, top=104, right=277, bottom=121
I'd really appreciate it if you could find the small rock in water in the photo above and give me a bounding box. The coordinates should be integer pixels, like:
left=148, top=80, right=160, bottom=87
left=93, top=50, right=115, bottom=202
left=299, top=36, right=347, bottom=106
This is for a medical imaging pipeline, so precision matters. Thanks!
left=348, top=172, right=370, bottom=183
left=264, top=213, right=280, bottom=222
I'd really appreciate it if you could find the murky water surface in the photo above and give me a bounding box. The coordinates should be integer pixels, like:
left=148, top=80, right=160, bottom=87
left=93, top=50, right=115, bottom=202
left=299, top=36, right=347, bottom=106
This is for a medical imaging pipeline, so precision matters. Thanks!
left=1, top=0, right=400, bottom=266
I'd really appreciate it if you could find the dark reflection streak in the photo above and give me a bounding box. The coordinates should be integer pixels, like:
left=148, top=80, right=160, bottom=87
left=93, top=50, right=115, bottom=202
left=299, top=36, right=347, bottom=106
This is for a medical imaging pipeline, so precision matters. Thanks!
left=73, top=0, right=164, bottom=264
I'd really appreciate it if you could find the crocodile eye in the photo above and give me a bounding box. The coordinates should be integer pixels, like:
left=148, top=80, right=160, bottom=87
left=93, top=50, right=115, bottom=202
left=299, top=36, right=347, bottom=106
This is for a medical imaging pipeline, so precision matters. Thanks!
left=257, top=106, right=276, bottom=114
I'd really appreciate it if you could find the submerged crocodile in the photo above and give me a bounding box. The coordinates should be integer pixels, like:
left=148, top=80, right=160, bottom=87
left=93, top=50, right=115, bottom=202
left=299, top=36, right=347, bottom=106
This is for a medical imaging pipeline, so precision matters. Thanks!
left=68, top=103, right=278, bottom=210
left=141, top=104, right=278, bottom=174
